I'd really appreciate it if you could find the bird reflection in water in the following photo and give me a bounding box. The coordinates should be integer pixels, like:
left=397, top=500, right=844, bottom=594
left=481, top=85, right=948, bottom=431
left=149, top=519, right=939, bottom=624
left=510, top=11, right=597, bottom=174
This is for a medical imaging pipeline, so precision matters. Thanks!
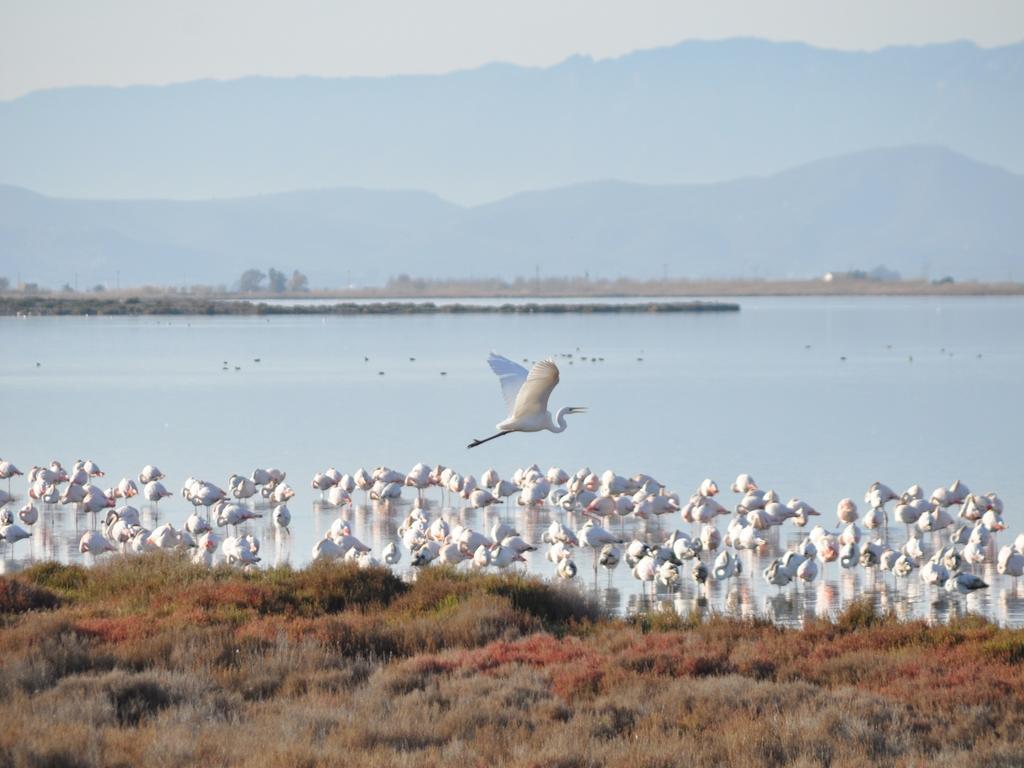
left=927, top=594, right=964, bottom=625
left=599, top=585, right=623, bottom=615
left=816, top=581, right=838, bottom=621
left=765, top=591, right=798, bottom=624
left=998, top=586, right=1024, bottom=625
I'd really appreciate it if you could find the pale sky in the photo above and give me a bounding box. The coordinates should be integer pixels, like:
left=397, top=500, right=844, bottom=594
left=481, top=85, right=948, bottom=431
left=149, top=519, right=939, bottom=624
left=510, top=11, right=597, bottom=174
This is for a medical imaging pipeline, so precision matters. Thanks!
left=1, top=0, right=1023, bottom=100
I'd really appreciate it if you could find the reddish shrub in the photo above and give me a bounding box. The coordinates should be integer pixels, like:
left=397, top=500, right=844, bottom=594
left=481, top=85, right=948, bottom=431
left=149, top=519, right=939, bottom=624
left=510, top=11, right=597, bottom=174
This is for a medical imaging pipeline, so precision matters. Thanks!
left=550, top=663, right=605, bottom=701
left=183, top=581, right=281, bottom=614
left=458, top=634, right=597, bottom=673
left=74, top=616, right=151, bottom=644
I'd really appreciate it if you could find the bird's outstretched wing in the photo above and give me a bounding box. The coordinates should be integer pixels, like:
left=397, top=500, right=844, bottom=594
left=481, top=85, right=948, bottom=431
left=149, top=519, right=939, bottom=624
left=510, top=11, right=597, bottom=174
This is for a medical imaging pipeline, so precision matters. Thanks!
left=487, top=353, right=530, bottom=415
left=511, top=359, right=560, bottom=420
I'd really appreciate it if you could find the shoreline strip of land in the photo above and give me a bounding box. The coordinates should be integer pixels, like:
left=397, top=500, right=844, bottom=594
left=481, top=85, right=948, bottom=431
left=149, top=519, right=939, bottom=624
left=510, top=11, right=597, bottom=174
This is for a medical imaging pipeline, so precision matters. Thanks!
left=0, top=296, right=740, bottom=316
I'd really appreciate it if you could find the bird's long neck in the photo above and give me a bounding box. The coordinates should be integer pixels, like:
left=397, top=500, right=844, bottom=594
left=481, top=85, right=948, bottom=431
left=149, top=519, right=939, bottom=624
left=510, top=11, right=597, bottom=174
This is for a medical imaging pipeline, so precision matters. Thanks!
left=550, top=408, right=570, bottom=433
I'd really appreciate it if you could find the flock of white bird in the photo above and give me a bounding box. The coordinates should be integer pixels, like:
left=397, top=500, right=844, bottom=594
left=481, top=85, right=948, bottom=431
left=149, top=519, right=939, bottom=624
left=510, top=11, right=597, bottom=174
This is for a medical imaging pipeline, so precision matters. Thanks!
left=1, top=455, right=1022, bottom=607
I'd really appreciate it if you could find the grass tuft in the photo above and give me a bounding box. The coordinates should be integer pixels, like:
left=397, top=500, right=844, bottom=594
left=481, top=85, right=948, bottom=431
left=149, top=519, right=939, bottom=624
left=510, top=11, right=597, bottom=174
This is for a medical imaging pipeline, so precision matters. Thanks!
left=0, top=577, right=61, bottom=613
left=835, top=596, right=889, bottom=631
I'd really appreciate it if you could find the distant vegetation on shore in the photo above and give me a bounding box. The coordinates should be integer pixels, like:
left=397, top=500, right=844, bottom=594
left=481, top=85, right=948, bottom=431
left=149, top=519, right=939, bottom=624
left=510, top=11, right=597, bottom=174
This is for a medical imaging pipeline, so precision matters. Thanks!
left=365, top=275, right=1024, bottom=298
left=0, top=295, right=739, bottom=317
left=1, top=274, right=1022, bottom=317
left=1, top=556, right=1023, bottom=767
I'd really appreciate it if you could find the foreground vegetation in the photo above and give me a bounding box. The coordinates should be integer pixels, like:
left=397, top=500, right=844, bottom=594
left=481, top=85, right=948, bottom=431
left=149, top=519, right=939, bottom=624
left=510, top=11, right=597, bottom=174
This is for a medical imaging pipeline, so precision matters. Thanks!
left=2, top=556, right=1023, bottom=767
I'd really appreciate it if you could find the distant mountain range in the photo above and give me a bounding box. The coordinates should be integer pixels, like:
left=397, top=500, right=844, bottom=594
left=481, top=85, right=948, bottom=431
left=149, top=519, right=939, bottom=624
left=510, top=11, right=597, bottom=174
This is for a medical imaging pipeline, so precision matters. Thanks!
left=2, top=146, right=1021, bottom=287
left=0, top=39, right=1022, bottom=204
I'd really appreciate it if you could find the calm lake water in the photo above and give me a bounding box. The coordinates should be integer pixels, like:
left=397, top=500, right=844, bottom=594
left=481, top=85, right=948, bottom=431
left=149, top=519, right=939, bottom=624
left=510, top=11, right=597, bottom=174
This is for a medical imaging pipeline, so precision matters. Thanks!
left=2, top=296, right=1023, bottom=626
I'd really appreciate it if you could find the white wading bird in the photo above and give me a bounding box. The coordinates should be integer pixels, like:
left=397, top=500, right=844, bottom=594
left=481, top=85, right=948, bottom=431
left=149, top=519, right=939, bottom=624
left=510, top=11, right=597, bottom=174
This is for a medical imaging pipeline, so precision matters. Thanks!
left=468, top=353, right=586, bottom=448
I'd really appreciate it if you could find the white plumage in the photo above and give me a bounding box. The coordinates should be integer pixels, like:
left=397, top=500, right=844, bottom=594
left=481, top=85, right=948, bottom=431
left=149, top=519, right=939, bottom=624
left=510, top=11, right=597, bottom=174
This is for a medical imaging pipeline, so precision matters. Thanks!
left=468, top=353, right=585, bottom=448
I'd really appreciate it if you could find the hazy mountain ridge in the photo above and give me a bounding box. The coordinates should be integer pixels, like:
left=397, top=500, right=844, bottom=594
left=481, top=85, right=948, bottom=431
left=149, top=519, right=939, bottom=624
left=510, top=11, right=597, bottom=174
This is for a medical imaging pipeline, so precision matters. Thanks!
left=1, top=38, right=1022, bottom=203
left=1, top=146, right=1021, bottom=287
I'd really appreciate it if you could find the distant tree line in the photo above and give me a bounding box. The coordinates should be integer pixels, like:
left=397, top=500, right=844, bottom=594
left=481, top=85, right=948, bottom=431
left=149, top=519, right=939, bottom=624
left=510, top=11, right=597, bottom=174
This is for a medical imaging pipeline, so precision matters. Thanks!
left=238, top=268, right=309, bottom=293
left=385, top=273, right=650, bottom=295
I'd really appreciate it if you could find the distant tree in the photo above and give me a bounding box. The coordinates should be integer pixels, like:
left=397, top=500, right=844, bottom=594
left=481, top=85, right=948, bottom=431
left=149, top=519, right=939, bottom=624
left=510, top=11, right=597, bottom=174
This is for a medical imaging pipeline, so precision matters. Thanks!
left=92, top=284, right=105, bottom=293
left=869, top=264, right=901, bottom=282
left=0, top=277, right=9, bottom=291
left=61, top=283, right=75, bottom=292
left=288, top=270, right=309, bottom=292
left=239, top=269, right=266, bottom=292
left=267, top=268, right=287, bottom=293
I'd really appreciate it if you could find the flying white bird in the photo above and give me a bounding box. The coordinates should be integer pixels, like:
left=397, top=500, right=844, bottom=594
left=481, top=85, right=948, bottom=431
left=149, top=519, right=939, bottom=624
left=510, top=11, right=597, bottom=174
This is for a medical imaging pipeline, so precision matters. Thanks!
left=468, top=353, right=585, bottom=448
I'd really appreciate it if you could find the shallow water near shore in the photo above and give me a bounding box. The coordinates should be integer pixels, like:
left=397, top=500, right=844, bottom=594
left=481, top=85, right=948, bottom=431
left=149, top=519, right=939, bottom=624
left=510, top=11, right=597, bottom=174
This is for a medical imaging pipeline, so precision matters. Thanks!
left=2, top=296, right=1023, bottom=626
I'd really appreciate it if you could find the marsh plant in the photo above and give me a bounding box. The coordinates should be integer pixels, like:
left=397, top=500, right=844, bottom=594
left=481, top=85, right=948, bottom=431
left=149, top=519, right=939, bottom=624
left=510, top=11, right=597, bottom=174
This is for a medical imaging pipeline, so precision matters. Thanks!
left=1, top=555, right=1023, bottom=767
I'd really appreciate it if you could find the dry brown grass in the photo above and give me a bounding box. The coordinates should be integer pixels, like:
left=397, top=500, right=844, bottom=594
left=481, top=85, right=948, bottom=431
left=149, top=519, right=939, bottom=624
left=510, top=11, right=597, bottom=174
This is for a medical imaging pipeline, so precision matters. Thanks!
left=1, top=558, right=1023, bottom=767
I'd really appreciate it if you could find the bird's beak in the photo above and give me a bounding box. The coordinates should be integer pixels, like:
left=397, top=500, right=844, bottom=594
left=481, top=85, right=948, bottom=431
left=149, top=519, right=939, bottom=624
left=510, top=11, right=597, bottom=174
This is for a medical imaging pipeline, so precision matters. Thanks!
left=569, top=407, right=587, bottom=414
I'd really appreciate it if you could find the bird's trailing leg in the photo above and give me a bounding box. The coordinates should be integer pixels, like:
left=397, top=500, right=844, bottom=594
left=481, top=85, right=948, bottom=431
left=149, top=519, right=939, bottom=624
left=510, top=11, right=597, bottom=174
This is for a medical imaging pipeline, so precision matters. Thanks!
left=467, top=431, right=512, bottom=449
